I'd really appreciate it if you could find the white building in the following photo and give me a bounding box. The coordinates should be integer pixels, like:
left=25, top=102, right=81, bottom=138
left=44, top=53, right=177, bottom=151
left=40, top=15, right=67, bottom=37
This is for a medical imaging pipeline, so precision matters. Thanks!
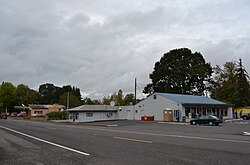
left=134, top=93, right=232, bottom=122
left=66, top=105, right=134, bottom=122
left=66, top=93, right=232, bottom=122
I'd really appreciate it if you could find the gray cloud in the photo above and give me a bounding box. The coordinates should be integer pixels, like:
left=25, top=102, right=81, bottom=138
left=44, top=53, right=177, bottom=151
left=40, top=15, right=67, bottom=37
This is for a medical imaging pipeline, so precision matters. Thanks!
left=0, top=0, right=250, bottom=99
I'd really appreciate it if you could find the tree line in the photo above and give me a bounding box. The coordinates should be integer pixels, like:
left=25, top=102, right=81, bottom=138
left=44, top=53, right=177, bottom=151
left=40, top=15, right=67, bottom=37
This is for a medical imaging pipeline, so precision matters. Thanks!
left=1, top=48, right=249, bottom=112
left=0, top=82, right=136, bottom=113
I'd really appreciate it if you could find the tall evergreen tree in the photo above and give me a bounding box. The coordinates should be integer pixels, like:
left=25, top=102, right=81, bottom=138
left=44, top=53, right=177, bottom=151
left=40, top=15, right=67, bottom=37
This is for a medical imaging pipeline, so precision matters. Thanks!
left=210, top=59, right=250, bottom=107
left=234, top=58, right=250, bottom=107
left=210, top=62, right=238, bottom=104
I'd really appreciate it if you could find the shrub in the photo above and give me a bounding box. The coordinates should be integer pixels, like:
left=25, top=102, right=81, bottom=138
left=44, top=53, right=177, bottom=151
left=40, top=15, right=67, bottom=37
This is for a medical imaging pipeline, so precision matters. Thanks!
left=46, top=111, right=68, bottom=120
left=24, top=116, right=31, bottom=120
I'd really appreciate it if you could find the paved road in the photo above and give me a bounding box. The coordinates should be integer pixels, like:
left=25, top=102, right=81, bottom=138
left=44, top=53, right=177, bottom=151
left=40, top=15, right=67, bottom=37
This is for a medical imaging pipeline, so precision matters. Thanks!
left=0, top=119, right=250, bottom=165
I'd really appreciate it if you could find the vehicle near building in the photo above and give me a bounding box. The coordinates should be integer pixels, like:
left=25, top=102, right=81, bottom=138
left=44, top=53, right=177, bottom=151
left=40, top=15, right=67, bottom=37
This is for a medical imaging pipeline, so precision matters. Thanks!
left=17, top=111, right=27, bottom=117
left=31, top=113, right=44, bottom=117
left=0, top=113, right=7, bottom=119
left=234, top=107, right=250, bottom=119
left=190, top=115, right=223, bottom=126
left=241, top=113, right=250, bottom=120
left=10, top=113, right=17, bottom=117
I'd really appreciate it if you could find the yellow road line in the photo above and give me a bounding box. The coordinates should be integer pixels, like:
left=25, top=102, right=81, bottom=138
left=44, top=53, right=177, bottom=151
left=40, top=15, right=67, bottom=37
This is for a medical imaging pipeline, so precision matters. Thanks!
left=114, top=136, right=153, bottom=144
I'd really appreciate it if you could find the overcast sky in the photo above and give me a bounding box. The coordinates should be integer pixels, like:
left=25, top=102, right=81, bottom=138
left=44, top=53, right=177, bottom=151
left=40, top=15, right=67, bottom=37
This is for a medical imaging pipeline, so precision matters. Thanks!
left=0, top=0, right=250, bottom=99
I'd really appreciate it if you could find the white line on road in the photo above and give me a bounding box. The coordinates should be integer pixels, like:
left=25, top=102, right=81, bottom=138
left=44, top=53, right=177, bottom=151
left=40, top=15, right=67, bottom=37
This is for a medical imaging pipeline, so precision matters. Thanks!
left=0, top=125, right=90, bottom=156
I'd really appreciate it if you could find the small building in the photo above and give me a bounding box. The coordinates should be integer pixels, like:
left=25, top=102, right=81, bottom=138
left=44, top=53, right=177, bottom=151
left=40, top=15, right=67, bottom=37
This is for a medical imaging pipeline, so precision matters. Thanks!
left=66, top=105, right=134, bottom=122
left=134, top=93, right=232, bottom=121
left=14, top=104, right=65, bottom=117
left=28, top=104, right=65, bottom=117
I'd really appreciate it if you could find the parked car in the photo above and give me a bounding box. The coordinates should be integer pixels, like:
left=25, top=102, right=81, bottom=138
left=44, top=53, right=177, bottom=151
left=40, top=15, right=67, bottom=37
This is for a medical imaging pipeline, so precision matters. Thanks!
left=241, top=113, right=250, bottom=120
left=190, top=115, right=223, bottom=126
left=10, top=113, right=17, bottom=117
left=17, top=112, right=27, bottom=117
left=0, top=113, right=7, bottom=119
left=31, top=113, right=44, bottom=117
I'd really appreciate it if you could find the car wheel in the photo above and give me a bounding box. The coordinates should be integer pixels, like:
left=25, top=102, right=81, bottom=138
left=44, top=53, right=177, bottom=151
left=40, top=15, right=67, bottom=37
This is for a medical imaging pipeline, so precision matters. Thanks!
left=192, top=121, right=196, bottom=125
left=243, top=116, right=247, bottom=120
left=209, top=122, right=213, bottom=126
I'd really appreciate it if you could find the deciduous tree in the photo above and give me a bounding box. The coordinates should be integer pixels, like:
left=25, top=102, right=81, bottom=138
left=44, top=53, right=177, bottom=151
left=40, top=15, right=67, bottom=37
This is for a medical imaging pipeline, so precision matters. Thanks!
left=144, top=48, right=212, bottom=95
left=0, top=82, right=16, bottom=112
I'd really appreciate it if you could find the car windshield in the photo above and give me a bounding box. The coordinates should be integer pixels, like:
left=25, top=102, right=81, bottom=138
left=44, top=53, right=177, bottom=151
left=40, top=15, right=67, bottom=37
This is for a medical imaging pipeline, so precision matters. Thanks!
left=198, top=115, right=218, bottom=120
left=210, top=115, right=219, bottom=119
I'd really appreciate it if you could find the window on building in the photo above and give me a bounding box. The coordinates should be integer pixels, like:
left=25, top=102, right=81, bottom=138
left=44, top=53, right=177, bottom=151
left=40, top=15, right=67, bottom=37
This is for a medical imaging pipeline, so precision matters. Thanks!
left=34, top=111, right=43, bottom=114
left=72, top=113, right=78, bottom=119
left=106, top=112, right=113, bottom=117
left=174, top=110, right=180, bottom=118
left=191, top=108, right=196, bottom=118
left=197, top=108, right=201, bottom=116
left=220, top=108, right=224, bottom=116
left=212, top=108, right=216, bottom=115
left=86, top=112, right=93, bottom=117
left=202, top=108, right=206, bottom=115
left=216, top=108, right=220, bottom=116
left=185, top=108, right=190, bottom=117
left=224, top=108, right=228, bottom=116
left=207, top=108, right=211, bottom=115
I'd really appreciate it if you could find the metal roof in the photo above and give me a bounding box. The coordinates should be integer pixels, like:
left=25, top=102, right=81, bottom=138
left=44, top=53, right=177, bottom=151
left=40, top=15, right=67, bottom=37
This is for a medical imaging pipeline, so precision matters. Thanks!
left=156, top=93, right=227, bottom=105
left=28, top=104, right=65, bottom=109
left=66, top=105, right=118, bottom=112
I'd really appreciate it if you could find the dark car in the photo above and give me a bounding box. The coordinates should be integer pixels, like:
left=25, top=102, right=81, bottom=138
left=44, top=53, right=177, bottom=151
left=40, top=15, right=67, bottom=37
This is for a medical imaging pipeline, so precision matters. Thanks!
left=0, top=113, right=8, bottom=119
left=241, top=113, right=250, bottom=120
left=190, top=115, right=223, bottom=126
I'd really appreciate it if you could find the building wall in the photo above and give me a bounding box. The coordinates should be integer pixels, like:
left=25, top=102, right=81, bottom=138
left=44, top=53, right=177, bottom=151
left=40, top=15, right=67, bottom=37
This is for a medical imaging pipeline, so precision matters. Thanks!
left=134, top=94, right=182, bottom=121
left=117, top=106, right=135, bottom=120
left=228, top=107, right=233, bottom=118
left=133, top=93, right=233, bottom=121
left=29, top=107, right=62, bottom=116
left=69, top=111, right=118, bottom=122
left=67, top=94, right=233, bottom=122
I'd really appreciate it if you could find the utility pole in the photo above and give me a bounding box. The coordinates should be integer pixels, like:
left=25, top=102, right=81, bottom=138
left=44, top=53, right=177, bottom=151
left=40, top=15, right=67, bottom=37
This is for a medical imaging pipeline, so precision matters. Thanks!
left=134, top=78, right=137, bottom=105
left=67, top=92, right=69, bottom=110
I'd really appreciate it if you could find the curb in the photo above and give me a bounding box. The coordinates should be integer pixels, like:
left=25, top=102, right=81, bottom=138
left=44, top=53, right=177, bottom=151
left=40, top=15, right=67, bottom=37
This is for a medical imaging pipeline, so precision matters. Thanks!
left=158, top=122, right=189, bottom=125
left=224, top=119, right=243, bottom=123
left=79, top=123, right=118, bottom=127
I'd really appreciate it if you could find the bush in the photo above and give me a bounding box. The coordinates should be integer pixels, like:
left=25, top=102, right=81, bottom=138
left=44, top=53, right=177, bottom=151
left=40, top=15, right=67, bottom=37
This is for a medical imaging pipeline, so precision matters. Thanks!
left=24, top=116, right=31, bottom=120
left=46, top=111, right=68, bottom=120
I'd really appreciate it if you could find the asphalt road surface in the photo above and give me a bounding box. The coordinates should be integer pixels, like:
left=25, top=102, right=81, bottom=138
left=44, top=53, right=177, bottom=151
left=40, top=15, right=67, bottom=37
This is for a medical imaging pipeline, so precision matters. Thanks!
left=0, top=118, right=250, bottom=165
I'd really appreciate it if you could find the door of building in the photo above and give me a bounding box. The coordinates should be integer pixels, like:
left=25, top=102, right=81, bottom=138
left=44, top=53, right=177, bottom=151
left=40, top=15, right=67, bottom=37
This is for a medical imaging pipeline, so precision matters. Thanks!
left=164, top=110, right=173, bottom=122
left=127, top=110, right=132, bottom=120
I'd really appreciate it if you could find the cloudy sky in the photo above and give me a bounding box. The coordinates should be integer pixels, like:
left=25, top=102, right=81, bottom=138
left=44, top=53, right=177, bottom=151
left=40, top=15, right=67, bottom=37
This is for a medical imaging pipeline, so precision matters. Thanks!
left=0, top=0, right=250, bottom=99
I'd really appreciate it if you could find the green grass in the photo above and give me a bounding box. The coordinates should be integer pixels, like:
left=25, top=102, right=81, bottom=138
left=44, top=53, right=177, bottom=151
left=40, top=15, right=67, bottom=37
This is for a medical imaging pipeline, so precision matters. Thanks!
left=29, top=117, right=45, bottom=121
